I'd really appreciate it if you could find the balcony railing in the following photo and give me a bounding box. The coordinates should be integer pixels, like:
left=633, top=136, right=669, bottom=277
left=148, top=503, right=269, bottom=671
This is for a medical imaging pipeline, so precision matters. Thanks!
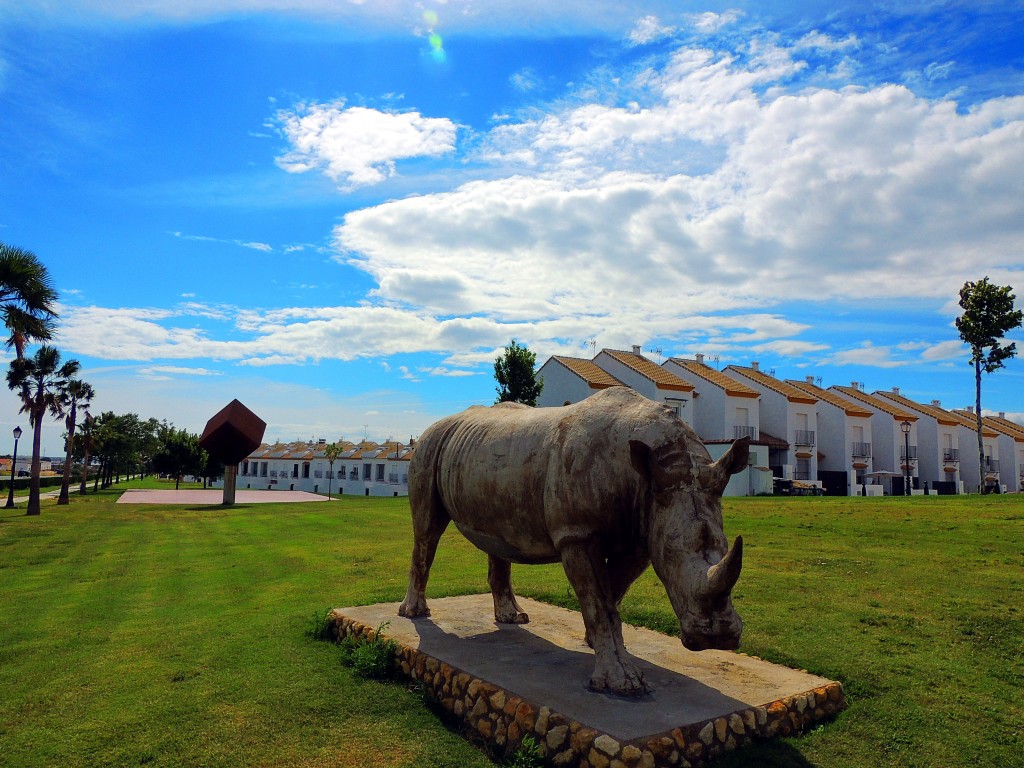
left=852, top=442, right=871, bottom=457
left=984, top=458, right=1000, bottom=473
left=733, top=425, right=758, bottom=440
left=314, top=470, right=323, bottom=478
left=794, top=469, right=812, bottom=481
left=942, top=449, right=959, bottom=462
left=900, top=445, right=918, bottom=460
left=794, top=430, right=815, bottom=446
left=270, top=470, right=279, bottom=478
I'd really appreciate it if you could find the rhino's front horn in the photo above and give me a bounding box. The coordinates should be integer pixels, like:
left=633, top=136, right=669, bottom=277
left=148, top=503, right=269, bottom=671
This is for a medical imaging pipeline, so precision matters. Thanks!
left=707, top=536, right=743, bottom=598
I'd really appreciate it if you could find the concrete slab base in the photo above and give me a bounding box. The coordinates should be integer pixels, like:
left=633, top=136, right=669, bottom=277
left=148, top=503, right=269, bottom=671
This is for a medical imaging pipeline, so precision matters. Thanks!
left=331, top=595, right=845, bottom=767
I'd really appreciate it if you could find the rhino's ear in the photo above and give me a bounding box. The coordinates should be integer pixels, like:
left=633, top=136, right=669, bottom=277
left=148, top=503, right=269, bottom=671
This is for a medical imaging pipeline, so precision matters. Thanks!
left=630, top=440, right=689, bottom=488
left=717, top=436, right=750, bottom=476
left=705, top=436, right=750, bottom=493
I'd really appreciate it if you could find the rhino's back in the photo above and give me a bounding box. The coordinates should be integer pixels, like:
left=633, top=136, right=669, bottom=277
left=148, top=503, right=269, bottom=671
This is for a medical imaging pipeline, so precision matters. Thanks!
left=420, top=388, right=694, bottom=561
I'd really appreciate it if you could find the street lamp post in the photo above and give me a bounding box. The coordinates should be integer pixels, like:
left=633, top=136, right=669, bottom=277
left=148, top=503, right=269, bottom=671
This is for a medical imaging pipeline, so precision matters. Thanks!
left=901, top=420, right=912, bottom=497
left=5, top=426, right=23, bottom=509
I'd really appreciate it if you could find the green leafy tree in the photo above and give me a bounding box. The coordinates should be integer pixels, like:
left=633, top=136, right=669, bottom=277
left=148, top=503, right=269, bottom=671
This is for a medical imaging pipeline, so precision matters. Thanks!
left=955, top=277, right=1024, bottom=492
left=76, top=412, right=96, bottom=495
left=152, top=426, right=207, bottom=490
left=0, top=242, right=58, bottom=359
left=494, top=339, right=543, bottom=406
left=6, top=346, right=80, bottom=515
left=324, top=441, right=342, bottom=499
left=57, top=378, right=95, bottom=505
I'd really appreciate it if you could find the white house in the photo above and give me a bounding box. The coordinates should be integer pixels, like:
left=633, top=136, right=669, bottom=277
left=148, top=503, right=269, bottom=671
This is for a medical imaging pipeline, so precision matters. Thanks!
left=237, top=438, right=414, bottom=496
left=875, top=390, right=963, bottom=494
left=787, top=377, right=874, bottom=496
left=830, top=384, right=920, bottom=495
left=726, top=363, right=820, bottom=485
left=950, top=408, right=1002, bottom=493
left=984, top=413, right=1024, bottom=492
left=536, top=355, right=624, bottom=407
left=593, top=347, right=695, bottom=426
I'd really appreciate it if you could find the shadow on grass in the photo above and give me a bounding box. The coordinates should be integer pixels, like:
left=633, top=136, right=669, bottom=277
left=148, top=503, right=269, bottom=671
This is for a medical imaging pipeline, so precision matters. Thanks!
left=717, top=738, right=821, bottom=768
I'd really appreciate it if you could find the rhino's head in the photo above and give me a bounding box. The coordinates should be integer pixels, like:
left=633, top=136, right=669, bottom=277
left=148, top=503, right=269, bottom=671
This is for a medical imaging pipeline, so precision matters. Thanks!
left=630, top=435, right=750, bottom=652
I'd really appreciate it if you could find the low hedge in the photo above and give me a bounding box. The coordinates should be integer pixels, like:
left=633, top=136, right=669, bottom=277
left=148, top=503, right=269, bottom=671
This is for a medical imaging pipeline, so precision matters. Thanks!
left=0, top=476, right=66, bottom=493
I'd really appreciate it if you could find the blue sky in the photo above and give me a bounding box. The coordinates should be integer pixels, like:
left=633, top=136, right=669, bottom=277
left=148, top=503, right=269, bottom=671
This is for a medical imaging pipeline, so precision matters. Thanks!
left=2, top=1, right=1022, bottom=452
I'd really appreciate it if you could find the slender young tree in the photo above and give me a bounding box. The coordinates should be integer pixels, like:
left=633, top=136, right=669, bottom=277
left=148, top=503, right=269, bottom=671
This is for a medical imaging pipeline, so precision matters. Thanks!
left=57, top=378, right=95, bottom=504
left=0, top=242, right=58, bottom=359
left=493, top=339, right=544, bottom=406
left=6, top=346, right=80, bottom=515
left=955, top=277, right=1024, bottom=492
left=324, top=441, right=342, bottom=499
left=77, top=412, right=95, bottom=495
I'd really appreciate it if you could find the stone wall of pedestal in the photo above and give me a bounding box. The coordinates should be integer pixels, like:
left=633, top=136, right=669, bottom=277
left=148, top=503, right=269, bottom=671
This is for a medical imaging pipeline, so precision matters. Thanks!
left=329, top=611, right=846, bottom=767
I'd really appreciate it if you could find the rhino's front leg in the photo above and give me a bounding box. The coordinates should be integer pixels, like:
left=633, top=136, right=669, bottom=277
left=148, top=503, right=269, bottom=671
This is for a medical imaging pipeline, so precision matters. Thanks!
left=488, top=555, right=529, bottom=624
left=560, top=541, right=648, bottom=697
left=398, top=499, right=450, bottom=618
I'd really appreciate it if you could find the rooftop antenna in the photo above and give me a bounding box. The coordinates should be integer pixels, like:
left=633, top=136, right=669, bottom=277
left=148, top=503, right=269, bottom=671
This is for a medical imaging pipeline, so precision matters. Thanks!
left=649, top=346, right=664, bottom=363
left=769, top=368, right=776, bottom=378
left=363, top=424, right=368, bottom=441
left=586, top=339, right=597, bottom=357
left=711, top=354, right=720, bottom=370
left=815, top=376, right=823, bottom=387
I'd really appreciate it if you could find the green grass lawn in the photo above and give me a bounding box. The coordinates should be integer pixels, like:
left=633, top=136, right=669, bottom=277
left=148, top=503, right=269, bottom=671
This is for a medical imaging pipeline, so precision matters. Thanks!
left=0, top=489, right=1020, bottom=768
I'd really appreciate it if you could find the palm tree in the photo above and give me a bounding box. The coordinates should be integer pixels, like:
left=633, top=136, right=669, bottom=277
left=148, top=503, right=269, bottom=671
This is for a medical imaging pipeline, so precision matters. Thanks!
left=6, top=346, right=80, bottom=515
left=0, top=242, right=58, bottom=359
left=78, top=411, right=95, bottom=495
left=57, top=378, right=95, bottom=505
left=324, top=442, right=342, bottom=499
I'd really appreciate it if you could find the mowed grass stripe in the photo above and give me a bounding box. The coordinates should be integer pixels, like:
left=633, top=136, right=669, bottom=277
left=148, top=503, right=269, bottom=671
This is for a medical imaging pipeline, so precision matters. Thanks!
left=1, top=488, right=1022, bottom=767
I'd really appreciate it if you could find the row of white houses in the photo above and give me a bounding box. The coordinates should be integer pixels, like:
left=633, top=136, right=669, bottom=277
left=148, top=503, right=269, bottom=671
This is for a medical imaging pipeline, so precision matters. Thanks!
left=537, top=347, right=1024, bottom=496
left=234, top=438, right=415, bottom=496
left=225, top=346, right=1023, bottom=498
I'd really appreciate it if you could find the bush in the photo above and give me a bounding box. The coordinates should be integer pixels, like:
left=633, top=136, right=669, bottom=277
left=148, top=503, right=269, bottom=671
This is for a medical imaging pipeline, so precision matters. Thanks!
left=339, top=622, right=397, bottom=680
left=306, top=607, right=335, bottom=642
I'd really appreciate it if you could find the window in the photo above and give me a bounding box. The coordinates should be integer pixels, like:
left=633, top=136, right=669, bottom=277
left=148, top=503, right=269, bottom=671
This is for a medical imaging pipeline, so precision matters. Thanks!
left=736, top=407, right=749, bottom=427
left=261, top=462, right=268, bottom=477
left=302, top=463, right=310, bottom=479
left=242, top=461, right=249, bottom=475
left=292, top=463, right=299, bottom=478
left=363, top=463, right=371, bottom=480
left=376, top=464, right=385, bottom=481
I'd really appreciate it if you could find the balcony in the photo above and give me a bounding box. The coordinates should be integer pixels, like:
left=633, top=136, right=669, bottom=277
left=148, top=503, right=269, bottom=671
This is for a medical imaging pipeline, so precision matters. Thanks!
left=733, top=425, right=758, bottom=441
left=794, top=430, right=815, bottom=446
left=984, top=458, right=1000, bottom=473
left=270, top=470, right=279, bottom=478
left=900, top=445, right=918, bottom=461
left=942, top=449, right=959, bottom=462
left=851, top=442, right=871, bottom=458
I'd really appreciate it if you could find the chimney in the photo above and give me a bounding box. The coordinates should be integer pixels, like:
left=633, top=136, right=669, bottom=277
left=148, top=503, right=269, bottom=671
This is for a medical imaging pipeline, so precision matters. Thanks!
left=999, top=411, right=1006, bottom=418
left=751, top=361, right=760, bottom=371
left=850, top=381, right=858, bottom=389
left=931, top=399, right=942, bottom=408
left=892, top=386, right=900, bottom=396
left=964, top=406, right=974, bottom=414
left=632, top=345, right=642, bottom=355
left=806, top=375, right=815, bottom=384
left=695, top=353, right=704, bottom=365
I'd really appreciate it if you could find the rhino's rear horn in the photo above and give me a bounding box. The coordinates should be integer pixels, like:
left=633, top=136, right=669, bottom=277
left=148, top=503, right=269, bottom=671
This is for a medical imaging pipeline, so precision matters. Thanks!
left=707, top=535, right=743, bottom=598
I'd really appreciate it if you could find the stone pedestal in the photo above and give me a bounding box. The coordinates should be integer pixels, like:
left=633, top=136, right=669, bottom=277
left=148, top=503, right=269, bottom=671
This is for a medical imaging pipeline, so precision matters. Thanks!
left=222, top=465, right=237, bottom=506
left=330, top=595, right=846, bottom=767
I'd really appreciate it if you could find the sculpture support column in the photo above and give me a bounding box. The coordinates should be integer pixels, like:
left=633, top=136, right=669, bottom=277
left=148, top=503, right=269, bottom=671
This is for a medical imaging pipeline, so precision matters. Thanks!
left=223, top=464, right=237, bottom=506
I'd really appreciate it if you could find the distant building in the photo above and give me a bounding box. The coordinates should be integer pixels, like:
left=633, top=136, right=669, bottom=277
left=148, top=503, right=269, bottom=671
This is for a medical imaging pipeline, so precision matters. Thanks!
left=234, top=438, right=415, bottom=497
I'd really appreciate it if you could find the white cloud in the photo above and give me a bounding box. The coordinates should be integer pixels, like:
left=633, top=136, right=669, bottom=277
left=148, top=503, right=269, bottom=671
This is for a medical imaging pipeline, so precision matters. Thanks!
left=419, top=366, right=480, bottom=377
left=170, top=231, right=272, bottom=252
left=687, top=10, right=742, bottom=34
left=138, top=365, right=223, bottom=378
left=509, top=68, right=541, bottom=92
left=829, top=342, right=907, bottom=368
left=628, top=15, right=674, bottom=46
left=273, top=101, right=458, bottom=189
left=795, top=31, right=859, bottom=52
left=920, top=340, right=966, bottom=361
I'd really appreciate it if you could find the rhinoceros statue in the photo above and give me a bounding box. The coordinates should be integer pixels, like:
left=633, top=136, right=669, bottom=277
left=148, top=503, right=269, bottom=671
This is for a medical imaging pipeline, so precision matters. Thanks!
left=398, top=386, right=749, bottom=696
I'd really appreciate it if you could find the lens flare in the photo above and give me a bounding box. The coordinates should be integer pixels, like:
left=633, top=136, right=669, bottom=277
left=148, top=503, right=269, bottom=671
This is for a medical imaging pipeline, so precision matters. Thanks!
left=422, top=9, right=438, bottom=26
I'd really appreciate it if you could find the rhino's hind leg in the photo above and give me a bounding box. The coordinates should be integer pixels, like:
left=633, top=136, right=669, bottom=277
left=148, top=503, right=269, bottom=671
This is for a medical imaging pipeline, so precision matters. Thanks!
left=488, top=555, right=529, bottom=624
left=398, top=494, right=450, bottom=619
left=560, top=541, right=648, bottom=697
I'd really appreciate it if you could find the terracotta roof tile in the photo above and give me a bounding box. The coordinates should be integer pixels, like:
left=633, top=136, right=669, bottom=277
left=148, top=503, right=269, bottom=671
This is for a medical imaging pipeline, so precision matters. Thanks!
left=787, top=379, right=873, bottom=416
left=551, top=356, right=624, bottom=389
left=668, top=359, right=759, bottom=398
left=949, top=410, right=1000, bottom=438
left=831, top=386, right=919, bottom=421
left=985, top=415, right=1024, bottom=441
left=874, top=391, right=961, bottom=426
left=727, top=366, right=817, bottom=404
left=602, top=350, right=693, bottom=392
